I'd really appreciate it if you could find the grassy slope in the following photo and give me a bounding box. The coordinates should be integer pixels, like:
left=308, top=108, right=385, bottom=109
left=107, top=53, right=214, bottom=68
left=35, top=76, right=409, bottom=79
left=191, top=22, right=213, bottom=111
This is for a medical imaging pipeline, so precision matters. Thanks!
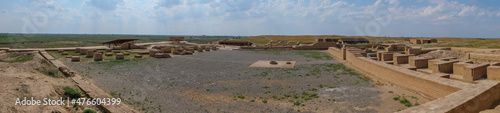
left=236, top=36, right=270, bottom=44
left=238, top=35, right=389, bottom=45
left=240, top=35, right=500, bottom=48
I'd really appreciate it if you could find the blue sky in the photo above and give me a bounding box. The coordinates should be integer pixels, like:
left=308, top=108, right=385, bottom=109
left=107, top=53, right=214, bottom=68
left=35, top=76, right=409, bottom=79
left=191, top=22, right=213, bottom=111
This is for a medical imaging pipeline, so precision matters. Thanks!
left=0, top=0, right=499, bottom=38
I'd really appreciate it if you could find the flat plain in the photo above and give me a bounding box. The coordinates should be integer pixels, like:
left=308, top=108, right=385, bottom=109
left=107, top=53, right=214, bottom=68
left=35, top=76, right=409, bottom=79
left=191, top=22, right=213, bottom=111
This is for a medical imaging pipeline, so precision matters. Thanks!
left=62, top=50, right=427, bottom=113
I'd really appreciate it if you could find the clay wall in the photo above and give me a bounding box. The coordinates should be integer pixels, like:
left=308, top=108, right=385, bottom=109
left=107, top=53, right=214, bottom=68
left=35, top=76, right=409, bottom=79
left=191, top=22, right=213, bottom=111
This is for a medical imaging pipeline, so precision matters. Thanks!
left=430, top=60, right=459, bottom=73
left=393, top=54, right=413, bottom=66
left=402, top=81, right=500, bottom=113
left=451, top=47, right=500, bottom=52
left=409, top=56, right=431, bottom=68
left=463, top=63, right=489, bottom=82
left=333, top=48, right=461, bottom=98
left=453, top=61, right=473, bottom=76
left=488, top=66, right=500, bottom=80
left=293, top=42, right=337, bottom=50
left=327, top=47, right=500, bottom=113
left=469, top=53, right=500, bottom=62
left=327, top=47, right=343, bottom=60
left=381, top=53, right=394, bottom=61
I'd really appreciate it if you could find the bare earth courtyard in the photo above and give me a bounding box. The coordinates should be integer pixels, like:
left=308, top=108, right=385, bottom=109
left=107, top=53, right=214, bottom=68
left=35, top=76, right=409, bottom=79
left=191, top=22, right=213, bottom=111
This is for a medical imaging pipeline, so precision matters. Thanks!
left=62, top=50, right=428, bottom=113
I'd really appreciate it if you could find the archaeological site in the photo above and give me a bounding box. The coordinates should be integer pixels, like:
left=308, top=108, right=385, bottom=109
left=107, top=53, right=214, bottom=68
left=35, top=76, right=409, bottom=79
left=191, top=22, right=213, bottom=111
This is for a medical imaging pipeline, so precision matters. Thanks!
left=1, top=0, right=500, bottom=113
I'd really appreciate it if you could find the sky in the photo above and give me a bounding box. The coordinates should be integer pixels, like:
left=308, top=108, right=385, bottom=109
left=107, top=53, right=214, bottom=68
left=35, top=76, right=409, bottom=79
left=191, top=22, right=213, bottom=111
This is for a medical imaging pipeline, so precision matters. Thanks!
left=0, top=0, right=499, bottom=38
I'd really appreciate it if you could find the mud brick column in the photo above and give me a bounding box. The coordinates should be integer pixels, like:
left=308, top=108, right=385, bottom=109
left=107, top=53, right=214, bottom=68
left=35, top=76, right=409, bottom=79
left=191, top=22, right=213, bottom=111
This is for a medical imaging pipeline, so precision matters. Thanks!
left=452, top=61, right=473, bottom=76
left=393, top=54, right=414, bottom=66
left=430, top=60, right=459, bottom=73
left=409, top=56, right=431, bottom=68
left=463, top=63, right=489, bottom=82
left=381, top=53, right=394, bottom=61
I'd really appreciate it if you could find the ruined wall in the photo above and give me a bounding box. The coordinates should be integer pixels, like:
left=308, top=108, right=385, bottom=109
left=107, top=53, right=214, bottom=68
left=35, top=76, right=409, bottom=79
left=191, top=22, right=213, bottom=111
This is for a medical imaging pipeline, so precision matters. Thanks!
left=328, top=46, right=500, bottom=113
left=293, top=42, right=337, bottom=50
left=327, top=47, right=343, bottom=60
left=451, top=47, right=500, bottom=52
left=469, top=53, right=500, bottom=62
left=402, top=81, right=500, bottom=113
left=332, top=48, right=461, bottom=98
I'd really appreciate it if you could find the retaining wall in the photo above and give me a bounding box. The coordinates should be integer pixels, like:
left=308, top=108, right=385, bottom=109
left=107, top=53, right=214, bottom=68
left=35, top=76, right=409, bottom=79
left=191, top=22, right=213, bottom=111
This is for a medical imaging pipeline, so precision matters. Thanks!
left=339, top=49, right=461, bottom=98
left=327, top=47, right=343, bottom=60
left=469, top=53, right=500, bottom=62
left=328, top=47, right=500, bottom=113
left=451, top=47, right=500, bottom=52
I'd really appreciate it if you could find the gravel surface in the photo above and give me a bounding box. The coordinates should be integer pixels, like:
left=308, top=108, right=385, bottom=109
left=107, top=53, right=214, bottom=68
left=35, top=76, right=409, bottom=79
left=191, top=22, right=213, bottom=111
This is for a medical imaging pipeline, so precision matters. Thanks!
left=65, top=50, right=383, bottom=113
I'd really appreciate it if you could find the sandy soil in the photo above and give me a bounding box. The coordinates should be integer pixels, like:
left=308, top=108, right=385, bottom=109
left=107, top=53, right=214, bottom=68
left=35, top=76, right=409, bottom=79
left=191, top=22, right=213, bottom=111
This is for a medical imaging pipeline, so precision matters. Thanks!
left=0, top=52, right=99, bottom=113
left=63, top=50, right=430, bottom=113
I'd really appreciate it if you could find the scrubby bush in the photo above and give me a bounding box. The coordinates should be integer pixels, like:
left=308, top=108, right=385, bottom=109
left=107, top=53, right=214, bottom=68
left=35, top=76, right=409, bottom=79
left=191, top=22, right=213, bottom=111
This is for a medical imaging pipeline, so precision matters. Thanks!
left=83, top=109, right=96, bottom=113
left=64, top=86, right=81, bottom=99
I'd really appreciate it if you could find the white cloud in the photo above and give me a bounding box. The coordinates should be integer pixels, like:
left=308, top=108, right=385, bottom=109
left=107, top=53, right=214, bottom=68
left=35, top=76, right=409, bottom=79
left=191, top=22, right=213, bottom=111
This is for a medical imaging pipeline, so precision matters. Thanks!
left=32, top=0, right=67, bottom=12
left=436, top=15, right=453, bottom=20
left=1, top=0, right=500, bottom=38
left=85, top=0, right=124, bottom=10
left=458, top=6, right=477, bottom=16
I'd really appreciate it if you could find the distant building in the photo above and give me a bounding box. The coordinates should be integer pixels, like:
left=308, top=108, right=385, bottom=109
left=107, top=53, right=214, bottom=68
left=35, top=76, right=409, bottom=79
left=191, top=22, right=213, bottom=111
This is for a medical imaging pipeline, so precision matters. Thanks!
left=169, top=37, right=185, bottom=41
left=101, top=39, right=141, bottom=50
left=218, top=39, right=252, bottom=46
left=316, top=38, right=339, bottom=42
left=339, top=38, right=370, bottom=44
left=409, top=38, right=437, bottom=44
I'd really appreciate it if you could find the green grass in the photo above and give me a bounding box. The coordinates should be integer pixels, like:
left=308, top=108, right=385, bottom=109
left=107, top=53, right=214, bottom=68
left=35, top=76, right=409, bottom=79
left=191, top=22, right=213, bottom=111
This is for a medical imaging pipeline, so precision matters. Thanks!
left=235, top=94, right=245, bottom=99
left=293, top=100, right=301, bottom=106
left=399, top=98, right=412, bottom=107
left=93, top=58, right=144, bottom=68
left=3, top=54, right=34, bottom=63
left=63, top=86, right=81, bottom=99
left=292, top=51, right=332, bottom=60
left=236, top=36, right=270, bottom=44
left=325, top=63, right=371, bottom=82
left=35, top=59, right=65, bottom=78
left=393, top=95, right=419, bottom=107
left=0, top=34, right=232, bottom=48
left=83, top=109, right=97, bottom=113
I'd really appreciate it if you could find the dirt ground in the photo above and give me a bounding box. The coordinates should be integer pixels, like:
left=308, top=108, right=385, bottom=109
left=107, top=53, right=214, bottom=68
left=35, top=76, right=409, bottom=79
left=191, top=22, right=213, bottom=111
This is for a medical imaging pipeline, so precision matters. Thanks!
left=63, top=50, right=430, bottom=113
left=0, top=52, right=100, bottom=113
left=419, top=49, right=500, bottom=63
left=419, top=50, right=469, bottom=60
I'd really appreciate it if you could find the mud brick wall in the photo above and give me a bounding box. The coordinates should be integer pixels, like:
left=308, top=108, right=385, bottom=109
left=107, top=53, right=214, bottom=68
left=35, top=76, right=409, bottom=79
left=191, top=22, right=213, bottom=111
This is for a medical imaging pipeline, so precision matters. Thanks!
left=336, top=48, right=460, bottom=98
left=463, top=64, right=489, bottom=82
left=393, top=54, right=413, bottom=66
left=376, top=51, right=386, bottom=61
left=488, top=66, right=500, bottom=80
left=409, top=56, right=430, bottom=68
left=453, top=61, right=473, bottom=76
left=402, top=81, right=500, bottom=113
left=327, top=47, right=343, bottom=60
left=451, top=47, right=500, bottom=52
left=381, top=53, right=394, bottom=61
left=468, top=53, right=500, bottom=62
left=293, top=42, right=337, bottom=50
left=430, top=60, right=458, bottom=73
left=329, top=47, right=500, bottom=113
